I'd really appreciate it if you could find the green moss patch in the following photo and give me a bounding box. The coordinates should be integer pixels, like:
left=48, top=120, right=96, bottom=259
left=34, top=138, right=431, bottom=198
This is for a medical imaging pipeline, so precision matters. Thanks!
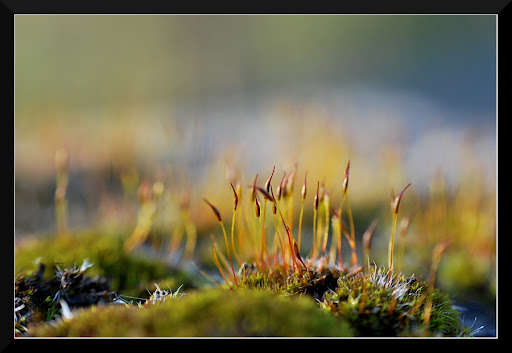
left=321, top=267, right=462, bottom=336
left=28, top=289, right=354, bottom=337
left=238, top=265, right=467, bottom=337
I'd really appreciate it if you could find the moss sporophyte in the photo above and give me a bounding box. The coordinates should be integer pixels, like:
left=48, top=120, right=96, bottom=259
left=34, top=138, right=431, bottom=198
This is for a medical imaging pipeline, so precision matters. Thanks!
left=16, top=156, right=476, bottom=337
left=202, top=162, right=470, bottom=336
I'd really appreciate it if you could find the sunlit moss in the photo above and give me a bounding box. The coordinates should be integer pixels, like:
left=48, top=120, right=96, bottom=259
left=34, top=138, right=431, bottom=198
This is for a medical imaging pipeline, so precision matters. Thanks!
left=238, top=265, right=467, bottom=337
left=321, top=267, right=463, bottom=337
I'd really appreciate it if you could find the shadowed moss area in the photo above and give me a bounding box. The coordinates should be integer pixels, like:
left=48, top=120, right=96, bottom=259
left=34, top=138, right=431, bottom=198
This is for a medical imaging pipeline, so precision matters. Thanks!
left=28, top=289, right=354, bottom=337
left=15, top=230, right=199, bottom=297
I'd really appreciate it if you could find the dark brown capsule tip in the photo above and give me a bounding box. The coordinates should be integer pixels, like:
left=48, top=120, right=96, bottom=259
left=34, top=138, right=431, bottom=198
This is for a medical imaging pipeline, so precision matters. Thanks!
left=279, top=171, right=289, bottom=199
left=254, top=197, right=261, bottom=218
left=293, top=239, right=307, bottom=271
left=203, top=198, right=222, bottom=222
left=293, top=240, right=301, bottom=260
left=256, top=186, right=275, bottom=202
left=342, top=160, right=350, bottom=193
left=392, top=183, right=412, bottom=215
left=230, top=182, right=238, bottom=211
left=265, top=166, right=276, bottom=192
left=269, top=185, right=277, bottom=201
left=249, top=174, right=259, bottom=201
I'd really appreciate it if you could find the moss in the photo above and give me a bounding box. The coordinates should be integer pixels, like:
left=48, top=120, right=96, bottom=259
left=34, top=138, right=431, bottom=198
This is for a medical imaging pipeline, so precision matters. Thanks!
left=15, top=230, right=199, bottom=297
left=238, top=266, right=343, bottom=301
left=237, top=266, right=302, bottom=294
left=28, top=289, right=354, bottom=337
left=238, top=265, right=466, bottom=337
left=320, top=267, right=463, bottom=336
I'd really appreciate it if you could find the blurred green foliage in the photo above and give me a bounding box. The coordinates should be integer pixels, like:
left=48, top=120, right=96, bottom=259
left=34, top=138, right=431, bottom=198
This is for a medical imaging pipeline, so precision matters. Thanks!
left=15, top=230, right=201, bottom=297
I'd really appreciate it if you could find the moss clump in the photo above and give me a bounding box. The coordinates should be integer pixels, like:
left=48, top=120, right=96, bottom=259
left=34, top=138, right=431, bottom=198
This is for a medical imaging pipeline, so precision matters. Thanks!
left=320, top=267, right=463, bottom=336
left=15, top=230, right=199, bottom=297
left=238, top=265, right=344, bottom=301
left=238, top=265, right=466, bottom=337
left=28, top=289, right=354, bottom=337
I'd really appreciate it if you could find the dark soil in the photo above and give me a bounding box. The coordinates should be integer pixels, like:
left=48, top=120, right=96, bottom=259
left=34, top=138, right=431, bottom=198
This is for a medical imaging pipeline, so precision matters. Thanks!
left=15, top=261, right=117, bottom=335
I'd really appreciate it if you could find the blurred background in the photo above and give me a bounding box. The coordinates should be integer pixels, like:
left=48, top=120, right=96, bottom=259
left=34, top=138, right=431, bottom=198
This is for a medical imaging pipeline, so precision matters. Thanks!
left=15, top=15, right=496, bottom=333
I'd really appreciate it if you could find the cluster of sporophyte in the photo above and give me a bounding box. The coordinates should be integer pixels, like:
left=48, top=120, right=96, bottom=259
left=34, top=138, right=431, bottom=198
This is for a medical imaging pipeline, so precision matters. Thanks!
left=201, top=162, right=470, bottom=336
left=202, top=162, right=410, bottom=286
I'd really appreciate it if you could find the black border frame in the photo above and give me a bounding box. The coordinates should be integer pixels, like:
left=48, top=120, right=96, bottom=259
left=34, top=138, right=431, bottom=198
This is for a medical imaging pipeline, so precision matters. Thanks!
left=5, top=0, right=506, bottom=349
left=1, top=0, right=511, bottom=14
